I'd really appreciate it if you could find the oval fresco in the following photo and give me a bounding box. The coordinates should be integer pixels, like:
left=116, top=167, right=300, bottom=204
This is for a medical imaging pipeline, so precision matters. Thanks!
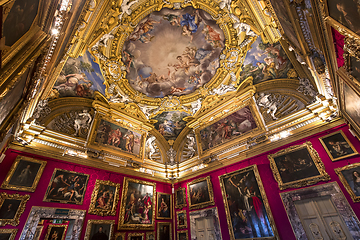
left=122, top=7, right=225, bottom=98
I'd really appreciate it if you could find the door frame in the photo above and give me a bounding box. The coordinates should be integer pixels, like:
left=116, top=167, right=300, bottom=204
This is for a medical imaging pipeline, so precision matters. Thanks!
left=189, top=207, right=222, bottom=240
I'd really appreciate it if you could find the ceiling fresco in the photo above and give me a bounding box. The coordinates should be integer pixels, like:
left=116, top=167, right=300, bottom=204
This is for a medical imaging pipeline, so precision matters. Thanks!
left=122, top=7, right=224, bottom=98
left=152, top=111, right=189, bottom=141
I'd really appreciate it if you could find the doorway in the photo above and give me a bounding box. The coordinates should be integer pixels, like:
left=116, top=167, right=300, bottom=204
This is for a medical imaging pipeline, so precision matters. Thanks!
left=195, top=216, right=216, bottom=240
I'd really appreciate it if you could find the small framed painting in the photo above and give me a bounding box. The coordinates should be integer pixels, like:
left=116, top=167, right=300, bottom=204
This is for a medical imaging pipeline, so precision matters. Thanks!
left=146, top=231, right=155, bottom=240
left=44, top=224, right=68, bottom=240
left=84, top=220, right=114, bottom=240
left=128, top=232, right=144, bottom=240
left=319, top=131, right=358, bottom=161
left=156, top=192, right=172, bottom=219
left=157, top=222, right=172, bottom=240
left=176, top=210, right=187, bottom=229
left=88, top=180, right=121, bottom=216
left=0, top=192, right=29, bottom=226
left=0, top=229, right=18, bottom=240
left=115, top=232, right=126, bottom=240
left=1, top=156, right=46, bottom=192
left=177, top=230, right=188, bottom=240
left=175, top=187, right=186, bottom=209
left=187, top=176, right=214, bottom=210
left=335, top=163, right=360, bottom=202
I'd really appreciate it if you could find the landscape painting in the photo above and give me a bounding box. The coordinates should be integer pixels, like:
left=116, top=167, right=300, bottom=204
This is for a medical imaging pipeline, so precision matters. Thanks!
left=328, top=0, right=360, bottom=35
left=240, top=37, right=294, bottom=84
left=95, top=119, right=142, bottom=156
left=50, top=51, right=106, bottom=99
left=199, top=106, right=257, bottom=152
left=153, top=111, right=189, bottom=140
left=122, top=7, right=224, bottom=97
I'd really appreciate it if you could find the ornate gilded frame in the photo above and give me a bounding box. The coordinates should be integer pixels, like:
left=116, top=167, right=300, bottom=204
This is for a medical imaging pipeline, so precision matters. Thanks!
left=146, top=231, right=155, bottom=240
left=187, top=175, right=214, bottom=210
left=175, top=187, right=187, bottom=209
left=1, top=156, right=46, bottom=192
left=88, top=180, right=121, bottom=216
left=219, top=164, right=279, bottom=240
left=156, top=192, right=172, bottom=220
left=118, top=177, right=156, bottom=230
left=335, top=163, right=360, bottom=202
left=268, top=142, right=330, bottom=190
left=84, top=219, right=115, bottom=240
left=0, top=228, right=18, bottom=240
left=177, top=230, right=188, bottom=240
left=128, top=232, right=144, bottom=240
left=319, top=130, right=358, bottom=161
left=0, top=192, right=30, bottom=226
left=176, top=210, right=187, bottom=229
left=44, top=224, right=68, bottom=240
left=115, top=232, right=126, bottom=240
left=43, top=168, right=90, bottom=205
left=157, top=222, right=172, bottom=240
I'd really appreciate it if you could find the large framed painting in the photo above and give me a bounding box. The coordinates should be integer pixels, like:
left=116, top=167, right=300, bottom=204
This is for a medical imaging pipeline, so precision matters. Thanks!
left=335, top=163, right=360, bottom=202
left=146, top=231, right=155, bottom=240
left=176, top=210, right=187, bottom=229
left=157, top=222, right=172, bottom=240
left=0, top=192, right=29, bottom=226
left=0, top=229, right=17, bottom=240
left=219, top=165, right=278, bottom=240
left=44, top=224, right=68, bottom=240
left=175, top=187, right=186, bottom=209
left=93, top=118, right=143, bottom=157
left=187, top=176, right=214, bottom=210
left=268, top=142, right=330, bottom=190
left=177, top=230, right=188, bottom=240
left=84, top=220, right=115, bottom=240
left=1, top=156, right=46, bottom=192
left=319, top=130, right=358, bottom=161
left=156, top=192, right=172, bottom=219
left=115, top=232, right=126, bottom=240
left=88, top=180, right=121, bottom=216
left=118, top=177, right=156, bottom=230
left=43, top=169, right=89, bottom=204
left=128, top=232, right=144, bottom=240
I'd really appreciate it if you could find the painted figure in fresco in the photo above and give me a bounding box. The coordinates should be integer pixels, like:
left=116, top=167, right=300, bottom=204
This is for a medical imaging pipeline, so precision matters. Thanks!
left=108, top=129, right=122, bottom=147
left=129, top=18, right=159, bottom=43
left=180, top=11, right=201, bottom=41
left=203, top=25, right=223, bottom=48
left=54, top=73, right=91, bottom=92
left=163, top=14, right=181, bottom=26
left=125, top=130, right=135, bottom=153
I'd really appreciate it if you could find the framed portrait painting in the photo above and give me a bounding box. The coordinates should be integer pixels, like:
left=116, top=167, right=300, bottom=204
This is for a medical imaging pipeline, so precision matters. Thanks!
left=44, top=224, right=68, bottom=240
left=1, top=156, right=46, bottom=192
left=84, top=220, right=114, bottom=240
left=0, top=229, right=18, bottom=240
left=88, top=180, right=121, bottom=216
left=146, top=231, right=155, bottom=240
left=43, top=169, right=89, bottom=204
left=115, top=232, right=126, bottom=240
left=118, top=177, right=156, bottom=230
left=175, top=187, right=186, bottom=209
left=335, top=163, right=360, bottom=202
left=156, top=192, right=171, bottom=219
left=319, top=130, right=358, bottom=161
left=268, top=142, right=330, bottom=190
left=177, top=230, right=188, bottom=240
left=219, top=165, right=279, bottom=240
left=0, top=192, right=29, bottom=226
left=128, top=232, right=144, bottom=240
left=157, top=222, right=172, bottom=240
left=176, top=210, right=187, bottom=229
left=187, top=176, right=214, bottom=210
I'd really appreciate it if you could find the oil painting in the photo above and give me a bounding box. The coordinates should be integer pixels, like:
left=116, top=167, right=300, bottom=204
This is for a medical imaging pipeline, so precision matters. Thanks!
left=0, top=229, right=17, bottom=240
left=146, top=232, right=155, bottom=240
left=335, top=163, right=360, bottom=202
left=122, top=7, right=224, bottom=97
left=199, top=106, right=257, bottom=152
left=268, top=142, right=330, bottom=190
left=219, top=165, right=278, bottom=240
left=128, top=232, right=144, bottom=240
left=350, top=56, right=360, bottom=82
left=115, top=232, right=126, bottom=240
left=43, top=169, right=89, bottom=205
left=44, top=224, right=68, bottom=240
left=118, top=178, right=156, bottom=230
left=88, top=180, right=121, bottom=216
left=319, top=130, right=358, bottom=161
left=328, top=0, right=360, bottom=35
left=156, top=193, right=172, bottom=219
left=0, top=193, right=29, bottom=226
left=95, top=119, right=142, bottom=156
left=239, top=37, right=294, bottom=84
left=176, top=210, right=187, bottom=229
left=187, top=176, right=214, bottom=210
left=344, top=83, right=360, bottom=131
left=152, top=111, right=189, bottom=140
left=157, top=222, right=172, bottom=240
left=175, top=187, right=187, bottom=209
left=2, top=0, right=39, bottom=47
left=50, top=51, right=106, bottom=99
left=1, top=156, right=46, bottom=192
left=177, top=230, right=188, bottom=240
left=84, top=220, right=114, bottom=240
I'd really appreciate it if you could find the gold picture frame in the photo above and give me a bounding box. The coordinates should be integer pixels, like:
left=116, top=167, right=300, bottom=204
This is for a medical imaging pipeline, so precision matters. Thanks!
left=187, top=176, right=214, bottom=210
left=157, top=222, right=172, bottom=240
left=84, top=219, right=115, bottom=240
left=156, top=192, right=172, bottom=220
left=0, top=228, right=18, bottom=240
left=175, top=187, right=186, bottom=209
left=219, top=165, right=279, bottom=240
left=0, top=192, right=30, bottom=226
left=176, top=210, right=187, bottom=229
left=1, top=156, right=46, bottom=192
left=177, top=230, right=188, bottom=240
left=115, top=232, right=126, bottom=240
left=146, top=231, right=155, bottom=240
left=335, top=163, right=360, bottom=202
left=88, top=180, right=121, bottom=216
left=319, top=130, right=358, bottom=161
left=268, top=142, right=330, bottom=190
left=44, top=224, right=68, bottom=240
left=34, top=225, right=44, bottom=240
left=128, top=232, right=144, bottom=240
left=118, top=177, right=156, bottom=230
